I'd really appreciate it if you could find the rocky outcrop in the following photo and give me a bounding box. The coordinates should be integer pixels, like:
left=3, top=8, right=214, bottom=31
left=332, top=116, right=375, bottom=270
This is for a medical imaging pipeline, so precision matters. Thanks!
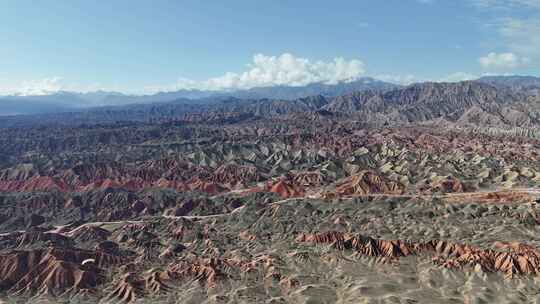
left=297, top=231, right=540, bottom=278
left=0, top=248, right=122, bottom=296
left=269, top=180, right=305, bottom=198
left=105, top=273, right=145, bottom=303
left=335, top=171, right=404, bottom=196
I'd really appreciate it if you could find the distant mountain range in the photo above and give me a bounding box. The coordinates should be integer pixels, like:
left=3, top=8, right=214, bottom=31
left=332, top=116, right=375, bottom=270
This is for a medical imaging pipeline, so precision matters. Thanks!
left=1, top=76, right=540, bottom=130
left=0, top=77, right=398, bottom=116
left=476, top=75, right=540, bottom=95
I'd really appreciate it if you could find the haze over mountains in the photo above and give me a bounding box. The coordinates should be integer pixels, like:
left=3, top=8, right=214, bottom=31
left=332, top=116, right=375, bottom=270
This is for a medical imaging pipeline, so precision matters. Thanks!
left=2, top=75, right=539, bottom=118
left=477, top=75, right=540, bottom=95
left=1, top=75, right=539, bottom=131
left=0, top=77, right=398, bottom=116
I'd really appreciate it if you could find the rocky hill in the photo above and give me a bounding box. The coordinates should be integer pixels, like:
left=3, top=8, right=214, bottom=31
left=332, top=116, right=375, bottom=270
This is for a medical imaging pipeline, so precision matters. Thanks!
left=2, top=80, right=539, bottom=132
left=478, top=75, right=540, bottom=95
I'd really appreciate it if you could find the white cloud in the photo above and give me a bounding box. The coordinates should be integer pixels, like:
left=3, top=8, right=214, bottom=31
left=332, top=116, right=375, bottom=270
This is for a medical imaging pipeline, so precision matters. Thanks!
left=357, top=22, right=370, bottom=28
left=2, top=54, right=366, bottom=96
left=145, top=53, right=366, bottom=93
left=479, top=52, right=530, bottom=69
left=439, top=72, right=479, bottom=82
left=0, top=77, right=64, bottom=96
left=378, top=72, right=489, bottom=85
left=0, top=77, right=122, bottom=96
left=375, top=74, right=419, bottom=85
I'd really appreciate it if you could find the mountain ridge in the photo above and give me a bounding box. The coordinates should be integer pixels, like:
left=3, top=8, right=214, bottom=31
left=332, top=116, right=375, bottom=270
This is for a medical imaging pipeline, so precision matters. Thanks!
left=0, top=77, right=539, bottom=131
left=0, top=77, right=399, bottom=116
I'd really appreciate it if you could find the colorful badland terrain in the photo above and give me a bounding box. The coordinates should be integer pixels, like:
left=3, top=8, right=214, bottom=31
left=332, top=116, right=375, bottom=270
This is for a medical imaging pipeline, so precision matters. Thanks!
left=2, top=79, right=540, bottom=303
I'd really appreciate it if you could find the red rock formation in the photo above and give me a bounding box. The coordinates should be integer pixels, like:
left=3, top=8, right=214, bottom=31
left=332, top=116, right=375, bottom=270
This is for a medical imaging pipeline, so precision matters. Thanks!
left=211, top=164, right=260, bottom=187
left=335, top=171, right=404, bottom=196
left=269, top=180, right=304, bottom=198
left=431, top=240, right=540, bottom=278
left=0, top=248, right=122, bottom=296
left=0, top=176, right=71, bottom=192
left=188, top=178, right=225, bottom=195
left=81, top=179, right=122, bottom=191
left=0, top=250, right=43, bottom=290
left=11, top=258, right=100, bottom=295
left=297, top=232, right=540, bottom=278
left=62, top=162, right=126, bottom=186
left=167, top=257, right=230, bottom=288
left=433, top=176, right=465, bottom=193
left=106, top=270, right=177, bottom=303
left=296, top=232, right=416, bottom=258
left=293, top=171, right=325, bottom=187
left=105, top=273, right=145, bottom=303
left=145, top=270, right=173, bottom=294
left=154, top=178, right=189, bottom=191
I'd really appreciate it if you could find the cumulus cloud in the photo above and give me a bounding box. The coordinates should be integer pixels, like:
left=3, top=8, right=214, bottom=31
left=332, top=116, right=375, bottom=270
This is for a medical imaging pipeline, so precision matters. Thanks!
left=145, top=53, right=366, bottom=93
left=0, top=77, right=64, bottom=96
left=479, top=52, right=530, bottom=69
left=0, top=77, right=122, bottom=96
left=2, top=54, right=366, bottom=96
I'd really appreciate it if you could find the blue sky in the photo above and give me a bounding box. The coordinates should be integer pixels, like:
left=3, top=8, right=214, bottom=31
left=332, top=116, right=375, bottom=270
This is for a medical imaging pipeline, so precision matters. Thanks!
left=1, top=0, right=539, bottom=95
